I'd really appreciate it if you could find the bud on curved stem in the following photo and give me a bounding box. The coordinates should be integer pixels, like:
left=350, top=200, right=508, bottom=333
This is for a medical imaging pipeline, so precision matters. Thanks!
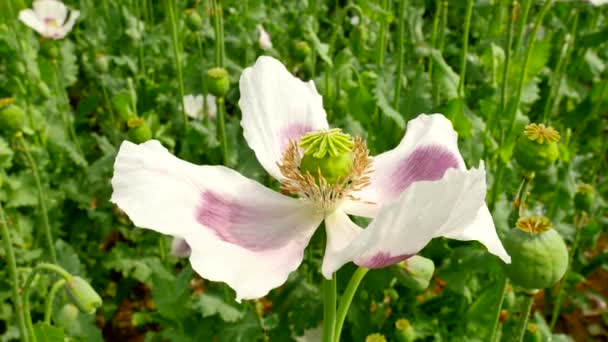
left=65, top=276, right=103, bottom=315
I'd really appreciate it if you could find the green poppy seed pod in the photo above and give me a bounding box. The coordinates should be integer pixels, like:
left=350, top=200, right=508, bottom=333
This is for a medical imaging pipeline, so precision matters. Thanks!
left=65, top=276, right=102, bottom=314
left=54, top=303, right=79, bottom=330
left=394, top=319, right=416, bottom=342
left=40, top=40, right=59, bottom=60
left=127, top=117, right=152, bottom=143
left=185, top=9, right=203, bottom=31
left=392, top=255, right=435, bottom=292
left=0, top=99, right=25, bottom=133
left=503, top=216, right=568, bottom=290
left=299, top=129, right=354, bottom=185
left=574, top=183, right=594, bottom=213
left=294, top=41, right=311, bottom=62
left=94, top=54, right=109, bottom=74
left=366, top=333, right=387, bottom=342
left=206, top=67, right=230, bottom=97
left=514, top=123, right=560, bottom=172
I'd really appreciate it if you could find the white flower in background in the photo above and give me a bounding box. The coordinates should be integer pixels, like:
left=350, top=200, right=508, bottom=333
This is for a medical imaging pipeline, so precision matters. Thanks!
left=350, top=15, right=360, bottom=25
left=183, top=94, right=217, bottom=119
left=111, top=56, right=510, bottom=301
left=257, top=24, right=273, bottom=50
left=18, top=0, right=80, bottom=39
left=589, top=0, right=608, bottom=5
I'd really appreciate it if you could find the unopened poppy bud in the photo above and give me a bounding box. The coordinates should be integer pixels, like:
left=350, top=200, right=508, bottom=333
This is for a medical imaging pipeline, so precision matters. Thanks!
left=392, top=255, right=435, bottom=292
left=294, top=41, right=311, bottom=62
left=40, top=40, right=59, bottom=59
left=65, top=276, right=102, bottom=314
left=185, top=9, right=202, bottom=31
left=574, top=183, right=594, bottom=212
left=299, top=129, right=354, bottom=185
left=54, top=303, right=79, bottom=330
left=514, top=123, right=560, bottom=172
left=206, top=67, right=230, bottom=97
left=366, top=333, right=387, bottom=342
left=503, top=216, right=568, bottom=290
left=94, top=53, right=109, bottom=74
left=395, top=318, right=416, bottom=342
left=0, top=99, right=25, bottom=133
left=127, top=117, right=152, bottom=143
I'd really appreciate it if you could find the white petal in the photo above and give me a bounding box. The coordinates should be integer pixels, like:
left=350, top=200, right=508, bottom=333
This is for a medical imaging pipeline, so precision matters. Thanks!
left=590, top=0, right=608, bottom=6
left=326, top=167, right=488, bottom=274
left=343, top=113, right=466, bottom=218
left=441, top=205, right=511, bottom=263
left=111, top=140, right=323, bottom=300
left=257, top=25, right=273, bottom=50
left=205, top=94, right=217, bottom=119
left=58, top=9, right=79, bottom=37
left=183, top=94, right=203, bottom=118
left=18, top=9, right=46, bottom=35
left=170, top=237, right=191, bottom=257
left=239, top=56, right=329, bottom=180
left=33, top=0, right=68, bottom=24
left=321, top=210, right=363, bottom=278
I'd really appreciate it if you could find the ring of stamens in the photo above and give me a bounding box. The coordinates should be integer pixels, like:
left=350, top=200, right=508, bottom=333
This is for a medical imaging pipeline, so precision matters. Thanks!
left=278, top=137, right=373, bottom=213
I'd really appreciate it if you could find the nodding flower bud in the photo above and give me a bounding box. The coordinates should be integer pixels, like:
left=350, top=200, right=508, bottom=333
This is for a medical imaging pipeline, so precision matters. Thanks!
left=392, top=255, right=435, bottom=292
left=366, top=333, right=387, bottom=342
left=502, top=216, right=568, bottom=290
left=299, top=128, right=354, bottom=185
left=127, top=117, right=152, bottom=143
left=185, top=9, right=202, bottom=31
left=206, top=67, right=230, bottom=97
left=294, top=41, right=311, bottom=62
left=54, top=303, right=79, bottom=330
left=574, top=183, right=594, bottom=213
left=514, top=123, right=560, bottom=172
left=64, top=276, right=103, bottom=314
left=0, top=98, right=25, bottom=133
left=395, top=319, right=416, bottom=342
left=94, top=53, right=109, bottom=74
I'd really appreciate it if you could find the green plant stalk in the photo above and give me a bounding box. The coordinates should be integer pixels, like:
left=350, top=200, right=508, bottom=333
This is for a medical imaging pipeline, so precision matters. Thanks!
left=196, top=33, right=207, bottom=93
left=496, top=0, right=516, bottom=132
left=393, top=0, right=406, bottom=109
left=0, top=203, right=29, bottom=342
left=549, top=212, right=584, bottom=330
left=16, top=135, right=57, bottom=264
left=428, top=0, right=443, bottom=80
left=375, top=0, right=389, bottom=70
left=216, top=97, right=229, bottom=166
left=22, top=263, right=72, bottom=341
left=432, top=1, right=448, bottom=106
left=489, top=276, right=508, bottom=342
left=512, top=293, right=535, bottom=342
left=322, top=275, right=337, bottom=342
left=212, top=0, right=224, bottom=67
left=590, top=78, right=608, bottom=176
left=44, top=279, right=67, bottom=324
left=334, top=267, right=369, bottom=342
left=165, top=0, right=188, bottom=133
left=541, top=11, right=579, bottom=123
left=458, top=0, right=474, bottom=99
left=504, top=0, right=554, bottom=141
left=513, top=0, right=532, bottom=56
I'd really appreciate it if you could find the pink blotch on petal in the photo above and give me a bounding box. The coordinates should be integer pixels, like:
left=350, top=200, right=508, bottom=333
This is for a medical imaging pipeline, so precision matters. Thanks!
left=279, top=123, right=313, bottom=152
left=357, top=252, right=412, bottom=268
left=389, top=145, right=459, bottom=197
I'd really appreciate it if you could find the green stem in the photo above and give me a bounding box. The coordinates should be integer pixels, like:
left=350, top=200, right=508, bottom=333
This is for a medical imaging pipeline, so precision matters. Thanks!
left=458, top=0, right=474, bottom=99
left=16, top=134, right=57, bottom=263
left=216, top=97, right=229, bottom=165
left=212, top=0, right=224, bottom=67
left=428, top=0, right=442, bottom=80
left=100, top=80, right=118, bottom=144
left=498, top=0, right=516, bottom=119
left=432, top=0, right=448, bottom=106
left=375, top=0, right=389, bottom=70
left=43, top=279, right=67, bottom=324
left=0, top=203, right=29, bottom=342
left=489, top=276, right=508, bottom=342
left=512, top=293, right=535, bottom=342
left=334, top=267, right=369, bottom=342
left=393, top=0, right=406, bottom=109
left=165, top=0, right=187, bottom=133
left=322, top=275, right=337, bottom=342
left=590, top=78, right=608, bottom=176
left=513, top=0, right=532, bottom=56
left=504, top=0, right=554, bottom=141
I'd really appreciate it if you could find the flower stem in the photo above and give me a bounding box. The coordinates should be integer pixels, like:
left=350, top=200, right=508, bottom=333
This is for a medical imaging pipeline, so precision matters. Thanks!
left=393, top=0, right=406, bottom=109
left=43, top=279, right=67, bottom=324
left=458, top=0, right=474, bottom=99
left=428, top=0, right=442, bottom=78
left=216, top=97, right=229, bottom=166
left=432, top=0, right=448, bottom=106
left=0, top=203, right=29, bottom=342
left=16, top=134, right=57, bottom=264
left=489, top=275, right=508, bottom=342
left=212, top=0, right=225, bottom=67
left=495, top=0, right=516, bottom=133
left=334, top=267, right=368, bottom=342
left=322, top=274, right=337, bottom=342
left=165, top=0, right=188, bottom=134
left=512, top=292, right=535, bottom=342
left=375, top=0, right=389, bottom=70
left=513, top=0, right=532, bottom=56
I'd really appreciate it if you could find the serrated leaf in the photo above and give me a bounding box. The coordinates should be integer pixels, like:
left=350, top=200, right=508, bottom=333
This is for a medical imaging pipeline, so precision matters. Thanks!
left=33, top=322, right=65, bottom=342
left=48, top=124, right=88, bottom=167
left=304, top=19, right=332, bottom=66
left=430, top=50, right=460, bottom=100
left=0, top=137, right=13, bottom=169
left=373, top=81, right=405, bottom=129
left=194, top=293, right=244, bottom=323
left=56, top=239, right=85, bottom=276
left=59, top=40, right=78, bottom=87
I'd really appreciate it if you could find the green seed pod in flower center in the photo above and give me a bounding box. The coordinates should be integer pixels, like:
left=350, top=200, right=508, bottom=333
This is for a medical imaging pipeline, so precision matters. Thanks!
left=514, top=123, right=560, bottom=172
left=299, top=128, right=354, bottom=185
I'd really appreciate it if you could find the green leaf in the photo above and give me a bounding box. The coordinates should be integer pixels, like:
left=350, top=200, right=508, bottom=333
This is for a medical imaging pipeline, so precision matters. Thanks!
left=304, top=19, right=332, bottom=66
left=33, top=322, right=65, bottom=342
left=59, top=40, right=78, bottom=87
left=193, top=293, right=245, bottom=323
left=0, top=137, right=13, bottom=169
left=56, top=239, right=85, bottom=276
left=373, top=79, right=405, bottom=129
left=48, top=124, right=88, bottom=167
left=430, top=50, right=460, bottom=100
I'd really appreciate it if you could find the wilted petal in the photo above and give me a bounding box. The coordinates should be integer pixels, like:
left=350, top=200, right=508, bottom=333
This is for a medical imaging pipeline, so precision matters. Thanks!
left=111, top=140, right=323, bottom=300
left=239, top=56, right=329, bottom=180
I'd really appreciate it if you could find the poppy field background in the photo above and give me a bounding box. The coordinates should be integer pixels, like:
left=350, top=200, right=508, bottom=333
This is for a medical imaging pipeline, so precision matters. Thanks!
left=0, top=0, right=607, bottom=341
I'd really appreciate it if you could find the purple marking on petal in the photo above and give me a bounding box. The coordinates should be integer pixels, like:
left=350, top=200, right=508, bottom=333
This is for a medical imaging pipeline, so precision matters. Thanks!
left=279, top=123, right=313, bottom=152
left=357, top=252, right=412, bottom=268
left=389, top=145, right=460, bottom=196
left=195, top=191, right=283, bottom=251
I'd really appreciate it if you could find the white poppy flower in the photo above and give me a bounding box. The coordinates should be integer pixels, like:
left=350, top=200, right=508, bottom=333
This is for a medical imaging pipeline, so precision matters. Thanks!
left=589, top=0, right=608, bottom=5
left=18, top=0, right=80, bottom=39
left=183, top=94, right=217, bottom=119
left=111, top=56, right=510, bottom=301
left=257, top=24, right=273, bottom=50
